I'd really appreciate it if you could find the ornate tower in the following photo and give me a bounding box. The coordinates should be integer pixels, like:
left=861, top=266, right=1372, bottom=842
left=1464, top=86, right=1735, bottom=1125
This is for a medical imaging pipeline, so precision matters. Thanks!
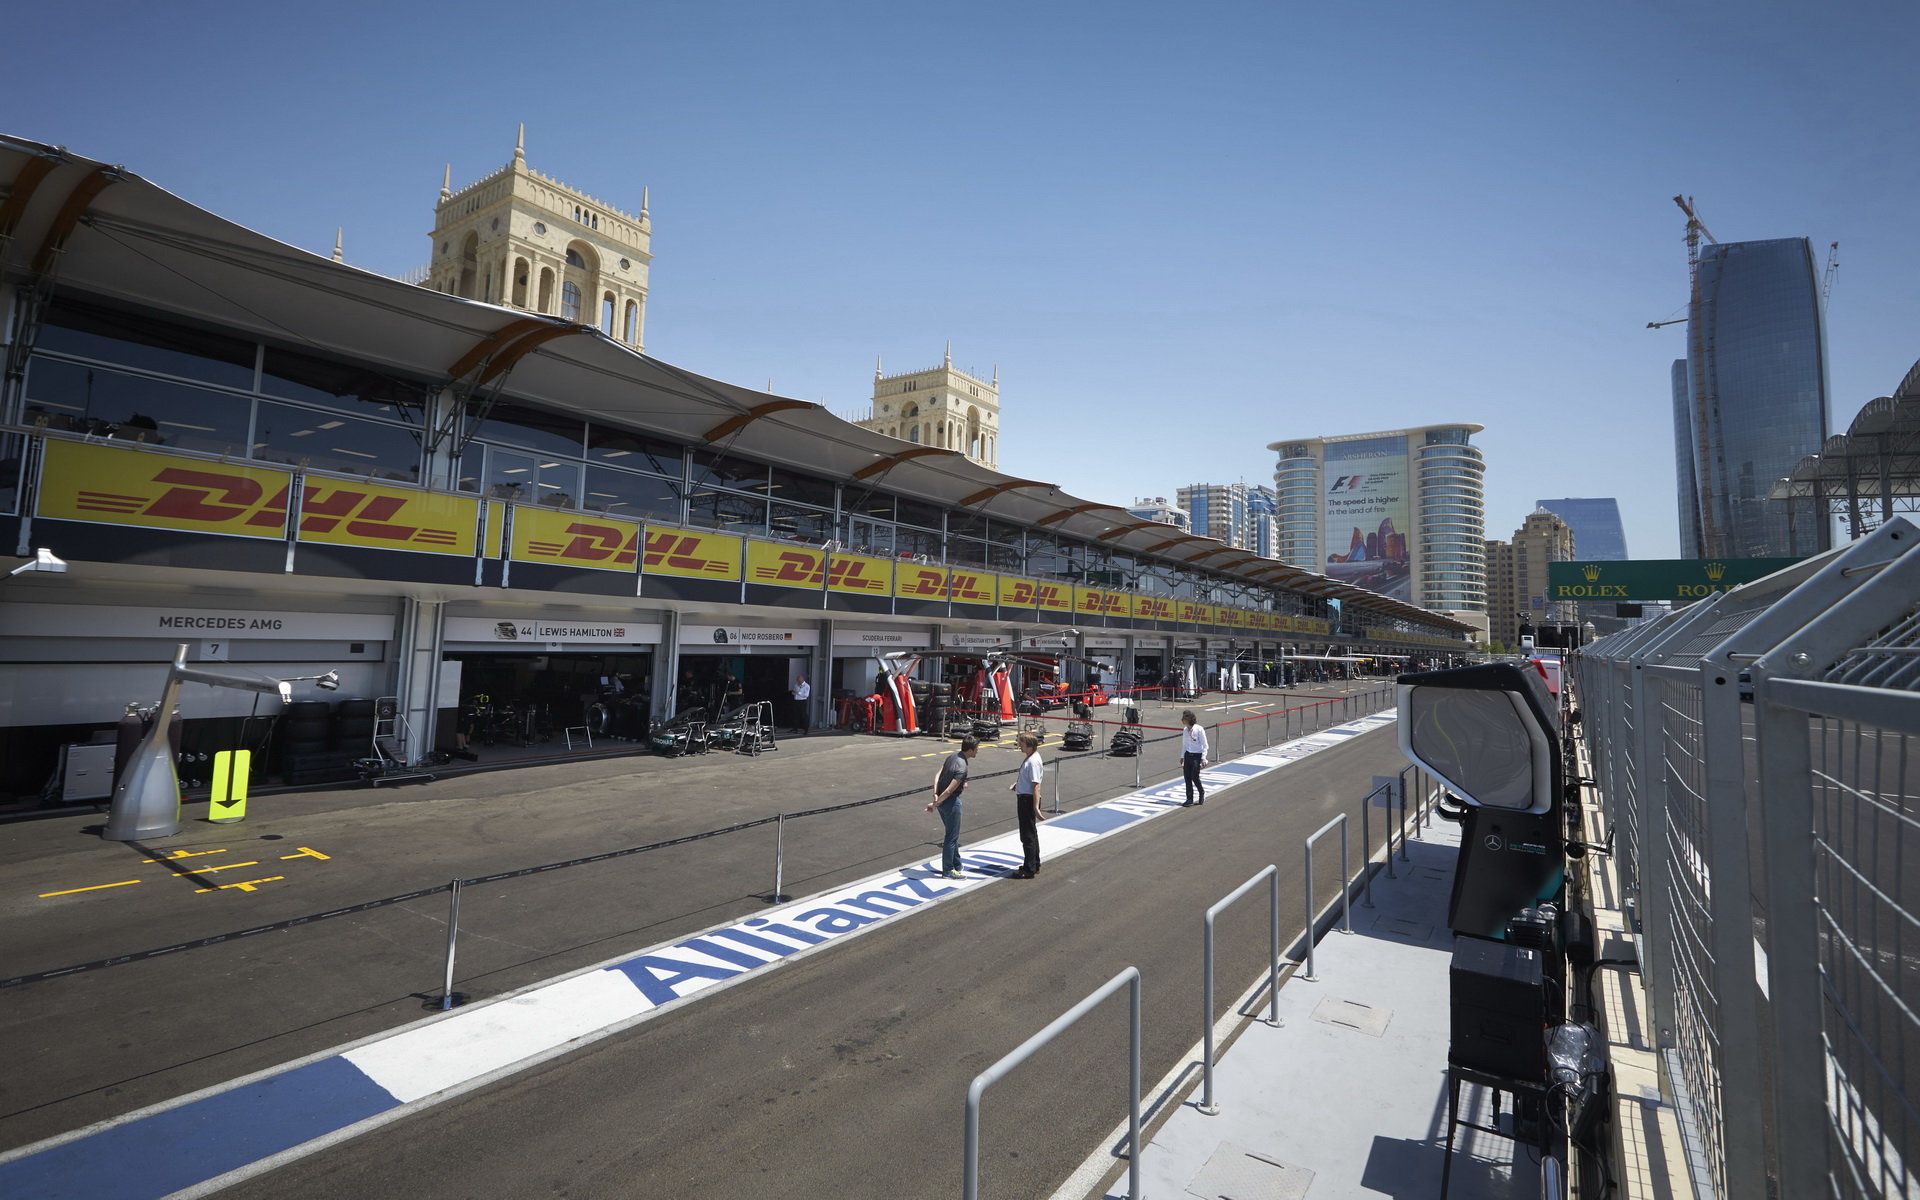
left=425, top=126, right=652, bottom=351
left=855, top=344, right=1000, bottom=469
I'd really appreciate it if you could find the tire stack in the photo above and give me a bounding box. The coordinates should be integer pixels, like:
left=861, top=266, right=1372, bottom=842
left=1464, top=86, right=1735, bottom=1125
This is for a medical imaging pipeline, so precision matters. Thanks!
left=1062, top=724, right=1094, bottom=752
left=1107, top=727, right=1142, bottom=757
left=279, top=699, right=360, bottom=786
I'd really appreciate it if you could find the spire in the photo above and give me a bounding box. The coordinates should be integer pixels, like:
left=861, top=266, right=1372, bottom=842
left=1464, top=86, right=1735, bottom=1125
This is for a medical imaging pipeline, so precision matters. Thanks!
left=440, top=164, right=451, bottom=201
left=874, top=355, right=884, bottom=381
left=992, top=364, right=999, bottom=386
left=513, top=123, right=526, bottom=167
left=640, top=186, right=649, bottom=218
left=331, top=229, right=343, bottom=263
left=944, top=340, right=952, bottom=368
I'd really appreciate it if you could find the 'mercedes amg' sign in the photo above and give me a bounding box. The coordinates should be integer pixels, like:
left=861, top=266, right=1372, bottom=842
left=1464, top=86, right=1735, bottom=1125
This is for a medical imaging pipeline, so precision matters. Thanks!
left=1547, top=558, right=1801, bottom=601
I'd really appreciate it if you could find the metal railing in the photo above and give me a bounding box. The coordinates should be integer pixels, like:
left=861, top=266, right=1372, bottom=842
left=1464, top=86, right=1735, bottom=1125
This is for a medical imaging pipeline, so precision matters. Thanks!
left=964, top=967, right=1143, bottom=1200
left=1300, top=813, right=1352, bottom=982
left=1199, top=865, right=1283, bottom=1115
left=1572, top=516, right=1920, bottom=1200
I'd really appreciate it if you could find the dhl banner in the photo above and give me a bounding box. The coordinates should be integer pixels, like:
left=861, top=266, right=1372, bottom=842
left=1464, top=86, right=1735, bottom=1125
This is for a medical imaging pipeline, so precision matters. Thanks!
left=1031, top=580, right=1072, bottom=612
left=641, top=526, right=743, bottom=581
left=894, top=563, right=950, bottom=602
left=38, top=441, right=291, bottom=539
left=827, top=551, right=892, bottom=596
left=1073, top=586, right=1131, bottom=620
left=945, top=568, right=997, bottom=607
left=298, top=478, right=476, bottom=555
left=1135, top=595, right=1176, bottom=622
left=747, top=541, right=827, bottom=588
left=39, top=441, right=479, bottom=555
left=1221, top=607, right=1245, bottom=629
left=512, top=507, right=640, bottom=572
left=997, top=576, right=1037, bottom=608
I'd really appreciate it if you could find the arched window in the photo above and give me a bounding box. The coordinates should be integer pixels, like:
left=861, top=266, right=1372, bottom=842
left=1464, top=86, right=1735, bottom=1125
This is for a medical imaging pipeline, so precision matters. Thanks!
left=909, top=425, right=921, bottom=443
left=511, top=258, right=530, bottom=308
left=601, top=293, right=616, bottom=335
left=561, top=282, right=582, bottom=320
left=537, top=267, right=555, bottom=312
left=457, top=232, right=479, bottom=298
left=566, top=248, right=587, bottom=268
left=623, top=301, right=639, bottom=344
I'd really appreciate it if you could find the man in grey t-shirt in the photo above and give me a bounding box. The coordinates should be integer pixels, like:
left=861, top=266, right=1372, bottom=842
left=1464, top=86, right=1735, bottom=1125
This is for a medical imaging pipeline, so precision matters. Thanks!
left=926, top=736, right=979, bottom=879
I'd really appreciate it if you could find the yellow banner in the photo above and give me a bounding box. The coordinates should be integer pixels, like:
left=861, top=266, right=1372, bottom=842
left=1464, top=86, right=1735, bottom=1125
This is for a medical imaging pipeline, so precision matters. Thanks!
left=827, top=551, right=892, bottom=596
left=1175, top=600, right=1204, bottom=625
left=894, top=563, right=950, bottom=602
left=298, top=479, right=477, bottom=556
left=945, top=568, right=997, bottom=606
left=512, top=507, right=640, bottom=572
left=1221, top=607, right=1245, bottom=629
left=641, top=527, right=743, bottom=580
left=1133, top=595, right=1175, bottom=622
left=1032, top=580, right=1073, bottom=612
left=37, top=440, right=291, bottom=539
left=747, top=541, right=826, bottom=588
left=1073, top=586, right=1131, bottom=620
left=997, top=576, right=1037, bottom=608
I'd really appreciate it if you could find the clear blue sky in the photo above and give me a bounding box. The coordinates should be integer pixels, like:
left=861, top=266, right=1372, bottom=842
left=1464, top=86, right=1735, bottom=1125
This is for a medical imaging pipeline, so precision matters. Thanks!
left=8, top=0, right=1917, bottom=559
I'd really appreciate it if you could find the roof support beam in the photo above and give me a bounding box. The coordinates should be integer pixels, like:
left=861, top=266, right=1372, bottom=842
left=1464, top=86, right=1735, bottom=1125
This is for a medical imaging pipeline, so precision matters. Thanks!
left=1036, top=503, right=1119, bottom=527
left=851, top=446, right=960, bottom=480
left=958, top=479, right=1052, bottom=507
left=701, top=399, right=814, bottom=443
left=28, top=165, right=120, bottom=277
left=1142, top=535, right=1210, bottom=555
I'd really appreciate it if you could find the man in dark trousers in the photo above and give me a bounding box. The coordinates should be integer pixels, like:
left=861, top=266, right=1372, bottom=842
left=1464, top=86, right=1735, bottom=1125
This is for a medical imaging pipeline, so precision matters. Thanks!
left=925, top=736, right=979, bottom=879
left=789, top=674, right=811, bottom=734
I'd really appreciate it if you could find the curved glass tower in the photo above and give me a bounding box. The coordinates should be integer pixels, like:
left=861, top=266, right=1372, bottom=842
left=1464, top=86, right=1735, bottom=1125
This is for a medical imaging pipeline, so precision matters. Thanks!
left=1268, top=424, right=1486, bottom=625
left=1677, top=237, right=1831, bottom=558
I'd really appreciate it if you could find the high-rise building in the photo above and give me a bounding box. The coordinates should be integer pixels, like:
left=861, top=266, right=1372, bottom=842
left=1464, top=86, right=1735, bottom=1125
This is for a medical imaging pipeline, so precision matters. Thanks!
left=1535, top=497, right=1628, bottom=560
left=426, top=127, right=652, bottom=350
left=1672, top=360, right=1700, bottom=559
left=851, top=347, right=1000, bottom=470
left=1125, top=496, right=1189, bottom=532
left=1484, top=509, right=1578, bottom=648
left=1674, top=237, right=1831, bottom=559
left=1176, top=482, right=1276, bottom=554
left=1268, top=425, right=1487, bottom=631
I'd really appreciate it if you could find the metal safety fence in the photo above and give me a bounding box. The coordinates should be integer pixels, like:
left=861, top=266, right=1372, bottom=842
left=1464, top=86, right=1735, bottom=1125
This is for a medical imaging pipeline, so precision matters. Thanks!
left=1571, top=517, right=1920, bottom=1200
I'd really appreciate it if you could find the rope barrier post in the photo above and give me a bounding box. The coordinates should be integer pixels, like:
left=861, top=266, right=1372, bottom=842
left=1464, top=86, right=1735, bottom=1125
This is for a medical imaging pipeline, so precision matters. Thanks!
left=770, top=812, right=791, bottom=903
left=1338, top=816, right=1353, bottom=933
left=1239, top=714, right=1247, bottom=756
left=435, top=877, right=467, bottom=1011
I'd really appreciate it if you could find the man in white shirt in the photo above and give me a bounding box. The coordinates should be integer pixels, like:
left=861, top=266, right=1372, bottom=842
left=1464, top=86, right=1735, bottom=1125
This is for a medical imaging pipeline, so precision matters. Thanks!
left=1180, top=709, right=1210, bottom=806
left=1010, top=732, right=1047, bottom=877
left=790, top=675, right=812, bottom=734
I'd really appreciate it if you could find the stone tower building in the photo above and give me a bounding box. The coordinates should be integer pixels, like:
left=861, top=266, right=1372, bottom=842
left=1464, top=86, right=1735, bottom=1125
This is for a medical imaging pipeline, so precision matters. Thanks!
left=854, top=345, right=1000, bottom=470
left=425, top=127, right=652, bottom=351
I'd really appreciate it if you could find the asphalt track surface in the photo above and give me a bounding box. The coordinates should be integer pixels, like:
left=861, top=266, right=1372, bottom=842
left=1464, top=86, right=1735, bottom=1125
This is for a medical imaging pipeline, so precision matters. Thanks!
left=1, top=680, right=1402, bottom=1198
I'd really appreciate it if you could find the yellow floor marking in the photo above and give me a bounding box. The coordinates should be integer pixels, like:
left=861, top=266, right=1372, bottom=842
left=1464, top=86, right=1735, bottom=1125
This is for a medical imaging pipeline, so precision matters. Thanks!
left=40, top=879, right=142, bottom=898
left=195, top=876, right=284, bottom=894
left=189, top=860, right=262, bottom=873
left=279, top=847, right=330, bottom=861
left=151, top=848, right=229, bottom=859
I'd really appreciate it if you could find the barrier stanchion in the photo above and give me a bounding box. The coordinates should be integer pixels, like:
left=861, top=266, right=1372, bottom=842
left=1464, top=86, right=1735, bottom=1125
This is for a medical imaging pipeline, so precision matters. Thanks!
left=1301, top=813, right=1352, bottom=982
left=1199, top=865, right=1283, bottom=1116
left=1361, top=785, right=1379, bottom=906
left=434, top=877, right=467, bottom=1011
left=1052, top=754, right=1063, bottom=816
left=770, top=812, right=791, bottom=903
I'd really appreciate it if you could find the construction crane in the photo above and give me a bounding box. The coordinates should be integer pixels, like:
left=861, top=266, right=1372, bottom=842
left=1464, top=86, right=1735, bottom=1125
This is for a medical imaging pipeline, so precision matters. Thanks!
left=1822, top=241, right=1839, bottom=300
left=1647, top=195, right=1719, bottom=330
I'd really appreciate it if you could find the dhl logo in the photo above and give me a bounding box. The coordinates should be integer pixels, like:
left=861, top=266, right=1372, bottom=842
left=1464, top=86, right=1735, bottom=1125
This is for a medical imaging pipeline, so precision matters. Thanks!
left=69, top=463, right=466, bottom=551
left=1136, top=598, right=1173, bottom=621
left=1032, top=583, right=1070, bottom=610
left=1000, top=579, right=1037, bottom=606
left=896, top=568, right=948, bottom=599
left=751, top=550, right=826, bottom=586
left=948, top=572, right=994, bottom=604
left=525, top=522, right=639, bottom=567
left=642, top=531, right=737, bottom=577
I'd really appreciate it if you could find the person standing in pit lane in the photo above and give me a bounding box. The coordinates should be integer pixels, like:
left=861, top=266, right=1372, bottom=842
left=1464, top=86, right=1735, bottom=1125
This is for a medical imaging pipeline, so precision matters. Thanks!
left=790, top=674, right=811, bottom=734
left=925, top=736, right=979, bottom=879
left=1009, top=732, right=1046, bottom=877
left=1180, top=709, right=1210, bottom=806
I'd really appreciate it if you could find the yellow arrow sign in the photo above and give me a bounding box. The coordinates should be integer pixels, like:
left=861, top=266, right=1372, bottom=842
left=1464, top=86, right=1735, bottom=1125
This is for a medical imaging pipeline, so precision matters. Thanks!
left=208, top=750, right=251, bottom=824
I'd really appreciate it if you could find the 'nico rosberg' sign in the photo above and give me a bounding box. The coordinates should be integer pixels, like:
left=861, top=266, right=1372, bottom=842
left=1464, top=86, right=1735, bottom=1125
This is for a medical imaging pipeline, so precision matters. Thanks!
left=1547, top=557, right=1801, bottom=602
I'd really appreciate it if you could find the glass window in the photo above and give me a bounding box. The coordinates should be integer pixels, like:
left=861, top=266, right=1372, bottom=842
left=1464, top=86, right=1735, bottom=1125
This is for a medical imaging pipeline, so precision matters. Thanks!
left=845, top=517, right=894, bottom=556
left=769, top=503, right=830, bottom=542
left=261, top=348, right=428, bottom=422
left=588, top=426, right=683, bottom=477
left=766, top=466, right=836, bottom=509
left=485, top=449, right=579, bottom=508
left=947, top=511, right=990, bottom=539
left=23, top=358, right=250, bottom=455
left=469, top=401, right=585, bottom=457
left=583, top=464, right=681, bottom=522
left=948, top=537, right=989, bottom=567
left=561, top=282, right=582, bottom=321
left=253, top=403, right=422, bottom=481
left=38, top=298, right=255, bottom=389
left=896, top=527, right=940, bottom=559
left=0, top=432, right=20, bottom=515
left=688, top=488, right=766, bottom=533
left=689, top=449, right=769, bottom=493
left=895, top=496, right=942, bottom=530
left=847, top=491, right=894, bottom=522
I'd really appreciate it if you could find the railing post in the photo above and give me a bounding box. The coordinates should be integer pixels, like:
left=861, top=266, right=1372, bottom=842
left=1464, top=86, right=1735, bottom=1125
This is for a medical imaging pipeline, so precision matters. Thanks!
left=1052, top=753, right=1063, bottom=815
left=1240, top=715, right=1247, bottom=756
left=1360, top=787, right=1375, bottom=907
left=964, top=968, right=1143, bottom=1200
left=1303, top=834, right=1319, bottom=981
left=770, top=812, right=791, bottom=903
left=436, top=877, right=466, bottom=1011
left=1199, top=864, right=1284, bottom=1117
left=1339, top=812, right=1353, bottom=931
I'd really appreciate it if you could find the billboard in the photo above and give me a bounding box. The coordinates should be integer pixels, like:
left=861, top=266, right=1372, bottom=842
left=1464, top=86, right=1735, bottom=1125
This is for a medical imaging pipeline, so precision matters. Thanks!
left=1322, top=436, right=1411, bottom=600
